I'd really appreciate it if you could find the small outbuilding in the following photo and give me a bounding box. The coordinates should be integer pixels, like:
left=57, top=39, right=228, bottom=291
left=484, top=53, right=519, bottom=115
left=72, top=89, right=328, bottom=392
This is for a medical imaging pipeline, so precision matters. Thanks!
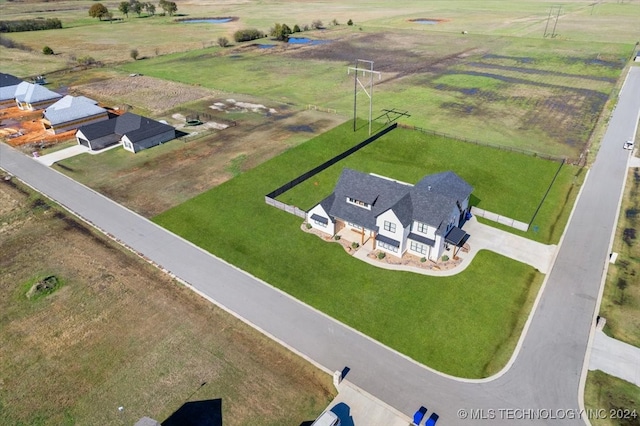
left=42, top=95, right=109, bottom=134
left=14, top=81, right=62, bottom=111
left=76, top=112, right=175, bottom=153
left=0, top=73, right=24, bottom=109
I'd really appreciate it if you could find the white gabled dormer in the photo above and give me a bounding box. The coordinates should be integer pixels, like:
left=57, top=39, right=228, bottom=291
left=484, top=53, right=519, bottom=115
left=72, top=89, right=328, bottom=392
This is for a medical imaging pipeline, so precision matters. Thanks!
left=346, top=196, right=372, bottom=210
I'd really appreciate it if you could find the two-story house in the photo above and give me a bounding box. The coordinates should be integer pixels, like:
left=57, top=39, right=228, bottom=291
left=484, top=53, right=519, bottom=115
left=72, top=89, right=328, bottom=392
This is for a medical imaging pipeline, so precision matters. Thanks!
left=307, top=168, right=473, bottom=261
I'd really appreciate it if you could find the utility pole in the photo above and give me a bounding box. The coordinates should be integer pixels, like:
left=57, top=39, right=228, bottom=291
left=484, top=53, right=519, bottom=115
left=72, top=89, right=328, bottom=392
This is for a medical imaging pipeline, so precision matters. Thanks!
left=348, top=59, right=381, bottom=135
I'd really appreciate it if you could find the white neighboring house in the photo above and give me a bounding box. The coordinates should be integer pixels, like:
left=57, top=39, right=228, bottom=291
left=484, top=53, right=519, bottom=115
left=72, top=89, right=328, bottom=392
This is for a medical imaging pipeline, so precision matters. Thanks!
left=42, top=95, right=109, bottom=134
left=307, top=168, right=473, bottom=261
left=0, top=73, right=23, bottom=109
left=76, top=112, right=175, bottom=153
left=14, top=81, right=62, bottom=110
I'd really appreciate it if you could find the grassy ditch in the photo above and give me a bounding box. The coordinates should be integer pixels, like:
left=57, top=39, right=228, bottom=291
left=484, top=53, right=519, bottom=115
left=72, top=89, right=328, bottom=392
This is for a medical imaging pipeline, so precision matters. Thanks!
left=584, top=371, right=639, bottom=426
left=599, top=167, right=640, bottom=347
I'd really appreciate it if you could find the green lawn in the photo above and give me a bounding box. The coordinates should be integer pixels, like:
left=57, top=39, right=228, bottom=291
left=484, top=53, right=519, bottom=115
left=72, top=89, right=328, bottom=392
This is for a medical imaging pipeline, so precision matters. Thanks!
left=154, top=122, right=551, bottom=378
left=277, top=123, right=582, bottom=244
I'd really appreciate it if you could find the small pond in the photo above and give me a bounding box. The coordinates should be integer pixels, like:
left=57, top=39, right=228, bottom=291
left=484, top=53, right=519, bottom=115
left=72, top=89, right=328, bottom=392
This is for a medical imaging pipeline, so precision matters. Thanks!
left=288, top=37, right=331, bottom=45
left=414, top=19, right=439, bottom=25
left=181, top=18, right=233, bottom=24
left=257, top=44, right=276, bottom=49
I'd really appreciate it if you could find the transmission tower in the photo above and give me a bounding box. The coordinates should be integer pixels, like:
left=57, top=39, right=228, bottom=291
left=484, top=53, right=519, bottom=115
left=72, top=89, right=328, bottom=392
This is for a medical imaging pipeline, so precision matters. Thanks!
left=544, top=5, right=562, bottom=38
left=348, top=59, right=381, bottom=135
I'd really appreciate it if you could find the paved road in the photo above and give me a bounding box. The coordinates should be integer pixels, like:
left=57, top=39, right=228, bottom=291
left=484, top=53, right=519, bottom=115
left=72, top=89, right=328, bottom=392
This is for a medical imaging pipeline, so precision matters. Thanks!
left=2, top=67, right=639, bottom=425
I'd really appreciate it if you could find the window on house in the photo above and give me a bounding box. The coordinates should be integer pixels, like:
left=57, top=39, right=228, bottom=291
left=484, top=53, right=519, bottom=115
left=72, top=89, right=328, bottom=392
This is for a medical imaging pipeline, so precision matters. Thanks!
left=378, top=241, right=398, bottom=253
left=347, top=197, right=370, bottom=209
left=416, top=222, right=428, bottom=233
left=384, top=220, right=396, bottom=233
left=347, top=222, right=363, bottom=230
left=313, top=219, right=327, bottom=227
left=410, top=241, right=427, bottom=255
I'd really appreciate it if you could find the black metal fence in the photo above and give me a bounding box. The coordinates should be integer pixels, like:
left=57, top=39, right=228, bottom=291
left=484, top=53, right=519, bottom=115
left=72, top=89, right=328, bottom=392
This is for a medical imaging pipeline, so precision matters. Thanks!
left=266, top=123, right=398, bottom=200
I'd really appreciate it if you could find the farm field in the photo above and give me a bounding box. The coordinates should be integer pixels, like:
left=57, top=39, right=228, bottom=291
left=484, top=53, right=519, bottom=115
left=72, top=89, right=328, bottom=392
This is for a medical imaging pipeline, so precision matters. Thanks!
left=0, top=173, right=335, bottom=426
left=1, top=1, right=637, bottom=160
left=153, top=122, right=551, bottom=378
left=119, top=30, right=629, bottom=159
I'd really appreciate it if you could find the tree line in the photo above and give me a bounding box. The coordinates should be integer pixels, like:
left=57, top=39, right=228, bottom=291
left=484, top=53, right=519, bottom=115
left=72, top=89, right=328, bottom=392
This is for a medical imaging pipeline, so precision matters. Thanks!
left=0, top=18, right=62, bottom=33
left=89, top=0, right=177, bottom=21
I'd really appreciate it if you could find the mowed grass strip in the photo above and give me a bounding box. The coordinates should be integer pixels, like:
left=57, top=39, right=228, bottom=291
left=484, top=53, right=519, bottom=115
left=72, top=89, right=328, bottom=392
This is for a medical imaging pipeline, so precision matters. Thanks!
left=154, top=122, right=546, bottom=378
left=0, top=177, right=334, bottom=426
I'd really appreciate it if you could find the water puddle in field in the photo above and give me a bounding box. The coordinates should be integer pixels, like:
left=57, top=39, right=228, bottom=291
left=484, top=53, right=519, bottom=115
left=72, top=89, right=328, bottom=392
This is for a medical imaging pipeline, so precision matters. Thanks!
left=288, top=37, right=331, bottom=45
left=409, top=18, right=447, bottom=25
left=257, top=44, right=276, bottom=49
left=181, top=17, right=233, bottom=24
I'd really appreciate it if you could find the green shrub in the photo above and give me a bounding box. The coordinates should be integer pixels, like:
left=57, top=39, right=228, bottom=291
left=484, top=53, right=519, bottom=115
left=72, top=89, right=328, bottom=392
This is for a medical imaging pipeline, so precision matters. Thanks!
left=305, top=223, right=312, bottom=229
left=217, top=37, right=230, bottom=48
left=351, top=242, right=359, bottom=249
left=334, top=235, right=341, bottom=241
left=233, top=28, right=264, bottom=43
left=42, top=45, right=54, bottom=55
left=442, top=255, right=449, bottom=262
left=347, top=19, right=353, bottom=26
left=377, top=251, right=386, bottom=259
left=420, top=257, right=426, bottom=263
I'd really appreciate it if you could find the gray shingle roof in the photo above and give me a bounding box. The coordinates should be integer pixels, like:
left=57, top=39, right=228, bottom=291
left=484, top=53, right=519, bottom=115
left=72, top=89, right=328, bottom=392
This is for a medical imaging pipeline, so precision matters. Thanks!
left=77, top=112, right=174, bottom=143
left=322, top=168, right=473, bottom=233
left=14, top=81, right=61, bottom=104
left=44, top=95, right=106, bottom=125
left=0, top=73, right=22, bottom=88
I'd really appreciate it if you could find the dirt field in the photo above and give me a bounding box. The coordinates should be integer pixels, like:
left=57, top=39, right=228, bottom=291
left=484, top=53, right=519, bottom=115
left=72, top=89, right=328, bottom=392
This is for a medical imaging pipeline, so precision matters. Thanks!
left=0, top=106, right=76, bottom=148
left=0, top=173, right=335, bottom=425
left=77, top=75, right=218, bottom=113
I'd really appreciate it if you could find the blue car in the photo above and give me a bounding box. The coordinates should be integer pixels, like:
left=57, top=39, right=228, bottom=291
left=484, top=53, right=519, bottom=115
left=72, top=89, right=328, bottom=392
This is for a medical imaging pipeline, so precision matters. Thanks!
left=425, top=412, right=439, bottom=426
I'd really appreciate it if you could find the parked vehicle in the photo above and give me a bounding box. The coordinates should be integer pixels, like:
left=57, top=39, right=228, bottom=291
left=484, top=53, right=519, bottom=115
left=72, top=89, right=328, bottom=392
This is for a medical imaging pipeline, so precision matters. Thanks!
left=623, top=140, right=634, bottom=150
left=425, top=412, right=440, bottom=426
left=311, top=410, right=340, bottom=426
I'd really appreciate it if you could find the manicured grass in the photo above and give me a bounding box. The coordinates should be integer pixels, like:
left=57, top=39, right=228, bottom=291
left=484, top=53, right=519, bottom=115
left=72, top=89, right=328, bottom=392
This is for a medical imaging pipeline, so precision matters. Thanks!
left=154, top=122, right=546, bottom=378
left=277, top=124, right=582, bottom=244
left=584, top=371, right=640, bottom=426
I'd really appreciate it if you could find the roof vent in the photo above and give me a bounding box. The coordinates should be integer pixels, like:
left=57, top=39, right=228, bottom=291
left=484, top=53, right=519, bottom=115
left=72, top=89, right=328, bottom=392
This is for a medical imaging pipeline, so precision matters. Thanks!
left=428, top=185, right=431, bottom=191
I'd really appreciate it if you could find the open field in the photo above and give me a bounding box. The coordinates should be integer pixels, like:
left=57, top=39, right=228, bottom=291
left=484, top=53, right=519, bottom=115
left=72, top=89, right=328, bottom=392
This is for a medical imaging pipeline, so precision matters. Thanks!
left=117, top=30, right=629, bottom=159
left=0, top=172, right=335, bottom=426
left=584, top=370, right=640, bottom=426
left=1, top=0, right=636, bottom=159
left=153, top=122, right=546, bottom=378
left=53, top=104, right=344, bottom=217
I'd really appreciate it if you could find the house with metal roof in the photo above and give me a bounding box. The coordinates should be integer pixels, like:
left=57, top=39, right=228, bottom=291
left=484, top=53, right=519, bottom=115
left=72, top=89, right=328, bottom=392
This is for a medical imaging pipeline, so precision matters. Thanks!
left=307, top=168, right=473, bottom=261
left=42, top=95, right=109, bottom=134
left=76, top=112, right=175, bottom=153
left=0, top=73, right=24, bottom=109
left=14, top=81, right=62, bottom=110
